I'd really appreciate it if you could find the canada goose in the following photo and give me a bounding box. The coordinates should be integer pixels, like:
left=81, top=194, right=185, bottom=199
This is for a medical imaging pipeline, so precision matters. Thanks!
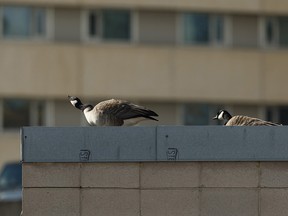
left=213, top=109, right=281, bottom=126
left=68, top=95, right=159, bottom=126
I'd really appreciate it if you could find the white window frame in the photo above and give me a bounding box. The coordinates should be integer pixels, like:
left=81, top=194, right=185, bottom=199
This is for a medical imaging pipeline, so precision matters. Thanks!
left=210, top=14, right=226, bottom=46
left=176, top=12, right=183, bottom=45
left=29, top=101, right=47, bottom=126
left=45, top=8, right=54, bottom=40
left=44, top=100, right=55, bottom=127
left=258, top=16, right=266, bottom=48
left=223, top=15, right=233, bottom=47
left=131, top=10, right=138, bottom=43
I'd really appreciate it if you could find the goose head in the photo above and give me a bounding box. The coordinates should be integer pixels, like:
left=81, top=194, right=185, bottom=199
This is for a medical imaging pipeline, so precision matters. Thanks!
left=68, top=95, right=94, bottom=112
left=68, top=95, right=83, bottom=109
left=213, top=110, right=232, bottom=121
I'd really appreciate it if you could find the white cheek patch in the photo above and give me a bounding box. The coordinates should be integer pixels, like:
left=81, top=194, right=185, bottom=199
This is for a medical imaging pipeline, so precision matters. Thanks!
left=70, top=100, right=78, bottom=106
left=218, top=111, right=224, bottom=120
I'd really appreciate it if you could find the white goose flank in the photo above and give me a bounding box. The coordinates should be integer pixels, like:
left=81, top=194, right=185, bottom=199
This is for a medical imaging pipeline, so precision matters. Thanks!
left=68, top=95, right=159, bottom=126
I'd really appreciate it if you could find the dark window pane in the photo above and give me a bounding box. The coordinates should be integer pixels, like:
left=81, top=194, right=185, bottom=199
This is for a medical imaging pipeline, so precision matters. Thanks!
left=89, top=12, right=97, bottom=36
left=265, top=19, right=274, bottom=45
left=184, top=104, right=210, bottom=125
left=3, top=99, right=30, bottom=128
left=279, top=107, right=288, bottom=124
left=3, top=7, right=31, bottom=37
left=266, top=107, right=273, bottom=122
left=184, top=13, right=209, bottom=44
left=279, top=17, right=288, bottom=47
left=102, top=10, right=130, bottom=40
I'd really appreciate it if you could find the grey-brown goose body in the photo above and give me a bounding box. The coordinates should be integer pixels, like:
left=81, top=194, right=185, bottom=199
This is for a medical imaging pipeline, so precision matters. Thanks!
left=68, top=96, right=158, bottom=126
left=213, top=109, right=281, bottom=126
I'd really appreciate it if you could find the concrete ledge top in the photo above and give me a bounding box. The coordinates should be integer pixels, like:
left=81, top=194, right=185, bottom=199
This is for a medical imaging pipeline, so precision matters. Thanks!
left=21, top=126, right=288, bottom=162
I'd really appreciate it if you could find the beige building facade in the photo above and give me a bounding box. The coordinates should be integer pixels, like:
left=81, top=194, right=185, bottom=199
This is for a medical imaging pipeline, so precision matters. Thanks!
left=22, top=162, right=288, bottom=216
left=1, top=0, right=288, bottom=167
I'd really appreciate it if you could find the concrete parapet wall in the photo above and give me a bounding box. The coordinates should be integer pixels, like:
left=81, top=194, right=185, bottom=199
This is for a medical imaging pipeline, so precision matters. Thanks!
left=21, top=127, right=288, bottom=215
left=22, top=162, right=288, bottom=216
left=21, top=126, right=288, bottom=162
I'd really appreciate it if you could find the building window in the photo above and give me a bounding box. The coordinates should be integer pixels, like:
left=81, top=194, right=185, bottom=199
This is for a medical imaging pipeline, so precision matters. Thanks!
left=278, top=17, right=288, bottom=47
left=87, top=9, right=131, bottom=41
left=183, top=13, right=225, bottom=45
left=266, top=106, right=288, bottom=125
left=54, top=100, right=82, bottom=126
left=184, top=13, right=209, bottom=44
left=3, top=99, right=29, bottom=128
left=265, top=18, right=277, bottom=46
left=102, top=10, right=130, bottom=40
left=3, top=99, right=45, bottom=130
left=1, top=6, right=47, bottom=39
left=183, top=104, right=222, bottom=125
left=264, top=16, right=288, bottom=48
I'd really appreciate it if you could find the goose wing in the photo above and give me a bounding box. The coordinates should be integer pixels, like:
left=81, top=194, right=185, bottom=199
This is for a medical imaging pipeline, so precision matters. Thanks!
left=96, top=99, right=158, bottom=121
left=226, top=115, right=280, bottom=126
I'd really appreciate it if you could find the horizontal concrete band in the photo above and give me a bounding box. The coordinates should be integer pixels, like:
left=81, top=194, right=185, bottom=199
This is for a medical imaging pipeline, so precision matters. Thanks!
left=21, top=126, right=288, bottom=162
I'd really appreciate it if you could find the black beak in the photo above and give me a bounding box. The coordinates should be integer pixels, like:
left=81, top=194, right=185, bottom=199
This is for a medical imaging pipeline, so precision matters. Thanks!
left=213, top=116, right=218, bottom=120
left=68, top=95, right=74, bottom=101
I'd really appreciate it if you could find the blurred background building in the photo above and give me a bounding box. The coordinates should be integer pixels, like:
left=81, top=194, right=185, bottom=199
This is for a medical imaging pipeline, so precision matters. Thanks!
left=0, top=0, right=288, bottom=168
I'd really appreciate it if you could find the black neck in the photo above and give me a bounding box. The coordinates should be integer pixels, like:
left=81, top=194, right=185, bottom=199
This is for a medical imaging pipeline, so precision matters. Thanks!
left=74, top=101, right=83, bottom=110
left=224, top=112, right=232, bottom=120
left=80, top=104, right=93, bottom=112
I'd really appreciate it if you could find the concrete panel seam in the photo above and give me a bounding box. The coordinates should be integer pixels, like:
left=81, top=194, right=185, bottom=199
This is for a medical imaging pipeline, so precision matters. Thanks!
left=257, top=162, right=261, bottom=188
left=199, top=162, right=203, bottom=187
left=79, top=163, right=82, bottom=216
left=258, top=187, right=261, bottom=216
